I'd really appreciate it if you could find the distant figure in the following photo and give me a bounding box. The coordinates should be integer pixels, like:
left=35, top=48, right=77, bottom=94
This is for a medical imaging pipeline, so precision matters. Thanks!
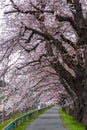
left=38, top=105, right=41, bottom=110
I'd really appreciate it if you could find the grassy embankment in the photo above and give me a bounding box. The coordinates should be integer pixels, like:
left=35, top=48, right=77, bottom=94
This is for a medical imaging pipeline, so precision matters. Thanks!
left=0, top=106, right=53, bottom=130
left=59, top=108, right=85, bottom=130
left=0, top=112, right=28, bottom=130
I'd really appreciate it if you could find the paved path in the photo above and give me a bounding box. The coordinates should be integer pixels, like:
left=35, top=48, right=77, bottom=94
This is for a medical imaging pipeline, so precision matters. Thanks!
left=26, top=106, right=67, bottom=130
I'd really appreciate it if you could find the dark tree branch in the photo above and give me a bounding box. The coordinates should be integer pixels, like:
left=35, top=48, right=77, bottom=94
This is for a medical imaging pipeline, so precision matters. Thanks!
left=24, top=26, right=54, bottom=41
left=24, top=25, right=83, bottom=76
left=6, top=0, right=54, bottom=15
left=26, top=32, right=34, bottom=43
left=24, top=25, right=69, bottom=55
left=4, top=9, right=54, bottom=15
left=61, top=78, right=76, bottom=98
left=39, top=54, right=47, bottom=63
left=56, top=14, right=81, bottom=35
left=45, top=43, right=54, bottom=56
left=10, top=0, right=19, bottom=10
left=67, top=0, right=85, bottom=24
left=30, top=2, right=46, bottom=10
left=60, top=34, right=76, bottom=50
left=17, top=60, right=39, bottom=70
left=19, top=43, right=39, bottom=53
left=52, top=60, right=81, bottom=96
left=5, top=0, right=54, bottom=15
left=34, top=82, right=59, bottom=90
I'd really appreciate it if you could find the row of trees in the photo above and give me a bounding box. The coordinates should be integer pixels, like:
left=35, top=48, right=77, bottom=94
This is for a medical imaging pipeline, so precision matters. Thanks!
left=0, top=0, right=87, bottom=129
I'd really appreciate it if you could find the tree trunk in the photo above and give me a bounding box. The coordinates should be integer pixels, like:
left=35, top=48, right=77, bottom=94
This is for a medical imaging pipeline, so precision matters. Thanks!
left=83, top=48, right=87, bottom=129
left=73, top=97, right=84, bottom=122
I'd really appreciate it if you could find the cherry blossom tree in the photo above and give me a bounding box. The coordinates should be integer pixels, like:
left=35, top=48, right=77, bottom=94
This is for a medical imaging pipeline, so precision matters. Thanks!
left=0, top=0, right=87, bottom=128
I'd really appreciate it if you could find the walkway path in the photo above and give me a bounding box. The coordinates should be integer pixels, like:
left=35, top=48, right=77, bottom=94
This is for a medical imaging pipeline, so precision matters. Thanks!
left=26, top=106, right=67, bottom=130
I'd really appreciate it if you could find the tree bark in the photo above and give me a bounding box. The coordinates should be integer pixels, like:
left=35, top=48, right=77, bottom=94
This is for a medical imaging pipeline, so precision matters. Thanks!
left=83, top=48, right=87, bottom=129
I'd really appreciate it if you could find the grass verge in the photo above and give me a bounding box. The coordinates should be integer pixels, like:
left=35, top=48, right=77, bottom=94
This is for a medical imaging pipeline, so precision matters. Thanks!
left=0, top=106, right=53, bottom=130
left=58, top=108, right=85, bottom=130
left=0, top=113, right=28, bottom=130
left=0, top=110, right=35, bottom=130
left=15, top=107, right=52, bottom=130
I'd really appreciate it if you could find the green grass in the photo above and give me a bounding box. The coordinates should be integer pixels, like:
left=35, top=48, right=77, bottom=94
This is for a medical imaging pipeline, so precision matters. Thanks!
left=0, top=110, right=35, bottom=130
left=0, top=106, right=53, bottom=130
left=0, top=113, right=27, bottom=130
left=58, top=108, right=85, bottom=130
left=15, top=107, right=51, bottom=130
